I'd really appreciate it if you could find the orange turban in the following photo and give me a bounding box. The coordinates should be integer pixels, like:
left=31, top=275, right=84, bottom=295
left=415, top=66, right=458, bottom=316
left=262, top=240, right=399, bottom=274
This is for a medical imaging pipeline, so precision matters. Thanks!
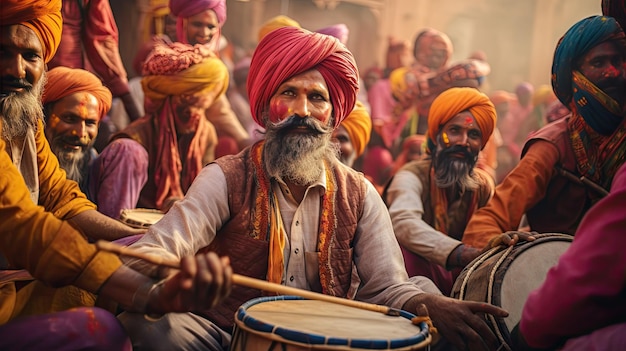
left=1, top=0, right=62, bottom=63
left=427, top=87, right=496, bottom=150
left=42, top=67, right=112, bottom=119
left=340, top=100, right=371, bottom=158
left=257, top=15, right=301, bottom=42
left=248, top=26, right=359, bottom=129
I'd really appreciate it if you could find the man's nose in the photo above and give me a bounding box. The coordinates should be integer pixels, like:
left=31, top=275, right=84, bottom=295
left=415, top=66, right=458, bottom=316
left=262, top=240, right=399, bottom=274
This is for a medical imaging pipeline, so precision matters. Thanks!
left=71, top=122, right=88, bottom=139
left=293, top=96, right=310, bottom=118
left=5, top=56, right=27, bottom=79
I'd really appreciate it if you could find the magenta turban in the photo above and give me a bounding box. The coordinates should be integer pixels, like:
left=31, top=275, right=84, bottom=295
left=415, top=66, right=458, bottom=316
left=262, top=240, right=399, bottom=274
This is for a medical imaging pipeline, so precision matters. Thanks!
left=316, top=23, right=349, bottom=45
left=247, top=26, right=359, bottom=129
left=169, top=0, right=226, bottom=25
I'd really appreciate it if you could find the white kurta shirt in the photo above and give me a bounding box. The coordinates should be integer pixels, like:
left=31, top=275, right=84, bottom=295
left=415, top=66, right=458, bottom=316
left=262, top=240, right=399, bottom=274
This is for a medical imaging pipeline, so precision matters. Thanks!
left=125, top=162, right=438, bottom=309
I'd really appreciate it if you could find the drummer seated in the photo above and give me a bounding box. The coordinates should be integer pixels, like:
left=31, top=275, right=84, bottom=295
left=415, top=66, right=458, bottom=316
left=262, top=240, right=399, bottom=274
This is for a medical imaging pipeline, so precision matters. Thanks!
left=510, top=163, right=626, bottom=351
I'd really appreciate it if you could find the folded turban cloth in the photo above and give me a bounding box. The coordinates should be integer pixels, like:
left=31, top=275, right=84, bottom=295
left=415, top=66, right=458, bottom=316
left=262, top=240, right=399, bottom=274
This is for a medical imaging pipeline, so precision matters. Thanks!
left=341, top=100, right=371, bottom=158
left=1, top=0, right=62, bottom=63
left=552, top=15, right=624, bottom=108
left=43, top=67, right=112, bottom=119
left=257, top=15, right=301, bottom=42
left=142, top=42, right=228, bottom=103
left=248, top=26, right=359, bottom=129
left=427, top=87, right=496, bottom=151
left=169, top=0, right=226, bottom=25
left=316, top=24, right=349, bottom=45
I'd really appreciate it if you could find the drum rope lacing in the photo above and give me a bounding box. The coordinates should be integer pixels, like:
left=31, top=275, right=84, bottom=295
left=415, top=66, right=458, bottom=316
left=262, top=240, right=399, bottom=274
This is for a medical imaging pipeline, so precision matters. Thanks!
left=456, top=245, right=513, bottom=351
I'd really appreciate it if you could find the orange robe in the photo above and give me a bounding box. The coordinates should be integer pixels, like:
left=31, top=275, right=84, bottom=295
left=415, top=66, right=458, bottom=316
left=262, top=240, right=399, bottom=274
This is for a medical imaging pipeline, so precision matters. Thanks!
left=0, top=121, right=121, bottom=323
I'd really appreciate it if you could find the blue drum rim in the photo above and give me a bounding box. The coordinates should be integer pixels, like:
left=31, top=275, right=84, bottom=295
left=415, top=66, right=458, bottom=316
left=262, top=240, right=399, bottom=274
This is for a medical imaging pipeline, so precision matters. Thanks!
left=235, top=295, right=430, bottom=349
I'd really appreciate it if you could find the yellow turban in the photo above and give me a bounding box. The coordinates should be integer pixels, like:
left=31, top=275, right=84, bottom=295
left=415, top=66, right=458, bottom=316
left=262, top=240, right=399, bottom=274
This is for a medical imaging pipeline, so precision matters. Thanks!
left=427, top=87, right=496, bottom=150
left=389, top=67, right=412, bottom=100
left=142, top=43, right=229, bottom=102
left=340, top=100, right=372, bottom=158
left=1, top=0, right=63, bottom=63
left=257, top=15, right=301, bottom=42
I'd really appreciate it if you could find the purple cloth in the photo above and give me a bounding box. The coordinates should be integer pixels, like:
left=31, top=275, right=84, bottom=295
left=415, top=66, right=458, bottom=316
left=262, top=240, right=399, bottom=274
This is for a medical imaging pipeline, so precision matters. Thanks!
left=520, top=163, right=626, bottom=349
left=0, top=307, right=131, bottom=351
left=89, top=138, right=149, bottom=219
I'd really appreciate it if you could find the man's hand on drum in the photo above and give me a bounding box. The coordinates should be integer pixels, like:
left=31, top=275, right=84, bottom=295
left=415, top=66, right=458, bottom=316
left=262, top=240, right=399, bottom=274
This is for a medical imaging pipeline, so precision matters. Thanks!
left=407, top=294, right=509, bottom=351
left=146, top=252, right=233, bottom=315
left=481, top=231, right=537, bottom=254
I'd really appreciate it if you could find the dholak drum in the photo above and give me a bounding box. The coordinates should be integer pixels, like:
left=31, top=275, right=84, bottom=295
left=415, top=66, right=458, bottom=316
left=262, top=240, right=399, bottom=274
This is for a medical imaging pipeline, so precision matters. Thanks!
left=450, top=233, right=573, bottom=350
left=231, top=296, right=431, bottom=350
left=119, top=209, right=164, bottom=228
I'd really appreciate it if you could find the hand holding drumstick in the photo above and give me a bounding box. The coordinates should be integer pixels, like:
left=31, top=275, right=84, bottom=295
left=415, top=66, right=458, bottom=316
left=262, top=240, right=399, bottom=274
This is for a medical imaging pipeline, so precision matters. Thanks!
left=97, top=241, right=416, bottom=319
left=106, top=243, right=233, bottom=316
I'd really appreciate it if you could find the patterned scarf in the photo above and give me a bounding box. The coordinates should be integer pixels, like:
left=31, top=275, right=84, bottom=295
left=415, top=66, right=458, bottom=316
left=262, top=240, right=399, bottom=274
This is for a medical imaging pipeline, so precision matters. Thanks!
left=250, top=142, right=337, bottom=288
left=571, top=71, right=624, bottom=135
left=567, top=99, right=626, bottom=191
left=153, top=97, right=211, bottom=208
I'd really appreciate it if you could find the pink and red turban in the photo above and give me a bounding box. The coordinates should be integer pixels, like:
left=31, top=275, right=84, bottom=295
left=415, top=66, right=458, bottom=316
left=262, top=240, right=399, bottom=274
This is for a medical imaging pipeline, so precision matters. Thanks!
left=169, top=0, right=226, bottom=25
left=1, top=0, right=62, bottom=63
left=43, top=67, right=112, bottom=119
left=427, top=87, right=496, bottom=151
left=247, top=26, right=359, bottom=129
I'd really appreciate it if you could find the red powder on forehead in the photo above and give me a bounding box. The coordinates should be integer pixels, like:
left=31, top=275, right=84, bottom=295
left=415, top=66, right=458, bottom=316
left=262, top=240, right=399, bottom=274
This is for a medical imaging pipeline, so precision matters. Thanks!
left=465, top=116, right=473, bottom=124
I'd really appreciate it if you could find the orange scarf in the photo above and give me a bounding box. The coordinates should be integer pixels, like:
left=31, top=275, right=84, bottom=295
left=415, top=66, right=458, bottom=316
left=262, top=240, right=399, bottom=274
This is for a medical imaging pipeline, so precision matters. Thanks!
left=250, top=142, right=336, bottom=287
left=153, top=98, right=211, bottom=208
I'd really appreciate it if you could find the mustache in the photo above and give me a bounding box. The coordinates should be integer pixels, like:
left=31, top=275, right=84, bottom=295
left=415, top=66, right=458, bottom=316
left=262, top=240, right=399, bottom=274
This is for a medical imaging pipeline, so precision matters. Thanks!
left=1, top=77, right=33, bottom=90
left=272, top=115, right=329, bottom=134
left=52, top=134, right=90, bottom=148
left=439, top=144, right=474, bottom=160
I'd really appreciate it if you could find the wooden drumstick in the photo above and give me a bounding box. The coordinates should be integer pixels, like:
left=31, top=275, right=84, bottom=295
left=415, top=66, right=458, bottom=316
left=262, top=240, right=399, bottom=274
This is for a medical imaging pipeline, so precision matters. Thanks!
left=96, top=240, right=402, bottom=316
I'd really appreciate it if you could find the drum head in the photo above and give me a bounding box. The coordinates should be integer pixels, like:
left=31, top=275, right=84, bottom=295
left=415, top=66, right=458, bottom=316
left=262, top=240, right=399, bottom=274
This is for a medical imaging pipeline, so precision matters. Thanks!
left=500, top=239, right=571, bottom=331
left=119, top=209, right=164, bottom=228
left=234, top=296, right=430, bottom=350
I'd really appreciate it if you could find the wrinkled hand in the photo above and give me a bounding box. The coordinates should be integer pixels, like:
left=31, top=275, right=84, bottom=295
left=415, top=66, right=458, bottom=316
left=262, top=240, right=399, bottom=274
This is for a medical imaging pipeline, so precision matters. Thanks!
left=481, top=231, right=536, bottom=254
left=148, top=252, right=232, bottom=314
left=410, top=294, right=509, bottom=351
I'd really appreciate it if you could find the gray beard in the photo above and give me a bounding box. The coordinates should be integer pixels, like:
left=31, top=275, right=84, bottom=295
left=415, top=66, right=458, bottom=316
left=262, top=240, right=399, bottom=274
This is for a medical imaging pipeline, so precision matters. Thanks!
left=432, top=151, right=480, bottom=192
left=263, top=119, right=338, bottom=186
left=0, top=73, right=46, bottom=141
left=50, top=143, right=89, bottom=184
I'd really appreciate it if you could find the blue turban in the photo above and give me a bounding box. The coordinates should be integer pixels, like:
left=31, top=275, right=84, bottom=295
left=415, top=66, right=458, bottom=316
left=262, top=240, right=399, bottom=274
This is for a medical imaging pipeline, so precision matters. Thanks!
left=552, top=15, right=624, bottom=107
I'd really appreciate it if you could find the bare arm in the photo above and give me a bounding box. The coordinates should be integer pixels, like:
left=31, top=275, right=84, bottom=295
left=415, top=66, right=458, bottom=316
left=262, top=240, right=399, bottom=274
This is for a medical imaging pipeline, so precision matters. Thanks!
left=70, top=209, right=145, bottom=241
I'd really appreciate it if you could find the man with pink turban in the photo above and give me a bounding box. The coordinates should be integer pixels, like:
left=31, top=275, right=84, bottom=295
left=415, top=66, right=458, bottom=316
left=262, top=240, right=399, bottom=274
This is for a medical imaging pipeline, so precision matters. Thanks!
left=385, top=87, right=499, bottom=295
left=42, top=67, right=112, bottom=196
left=0, top=1, right=234, bottom=349
left=169, top=0, right=251, bottom=156
left=119, top=26, right=508, bottom=351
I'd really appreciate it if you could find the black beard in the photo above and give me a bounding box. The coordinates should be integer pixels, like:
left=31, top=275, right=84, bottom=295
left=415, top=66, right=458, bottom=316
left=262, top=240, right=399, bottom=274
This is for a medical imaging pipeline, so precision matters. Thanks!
left=432, top=144, right=479, bottom=191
